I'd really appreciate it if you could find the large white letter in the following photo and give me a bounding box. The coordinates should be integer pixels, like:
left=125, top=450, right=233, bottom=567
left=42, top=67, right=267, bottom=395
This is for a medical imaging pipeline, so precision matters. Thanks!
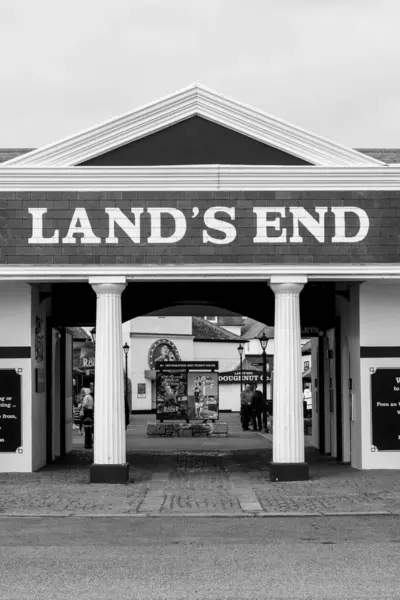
left=62, top=208, right=101, bottom=244
left=105, top=208, right=143, bottom=244
left=203, top=206, right=236, bottom=245
left=253, top=207, right=287, bottom=243
left=28, top=208, right=59, bottom=244
left=331, top=207, right=369, bottom=243
left=147, top=208, right=186, bottom=244
left=290, top=207, right=328, bottom=243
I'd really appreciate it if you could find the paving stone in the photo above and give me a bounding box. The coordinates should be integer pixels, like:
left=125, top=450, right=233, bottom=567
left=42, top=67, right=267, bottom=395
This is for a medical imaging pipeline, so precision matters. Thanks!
left=1, top=417, right=400, bottom=516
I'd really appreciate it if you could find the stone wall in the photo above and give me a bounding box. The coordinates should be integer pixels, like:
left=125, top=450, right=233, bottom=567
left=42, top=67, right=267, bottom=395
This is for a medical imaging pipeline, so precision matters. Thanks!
left=147, top=421, right=228, bottom=437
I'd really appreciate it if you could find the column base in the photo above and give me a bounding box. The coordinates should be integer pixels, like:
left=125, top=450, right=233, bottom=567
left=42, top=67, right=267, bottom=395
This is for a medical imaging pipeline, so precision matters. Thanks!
left=269, top=462, right=309, bottom=482
left=90, top=463, right=129, bottom=484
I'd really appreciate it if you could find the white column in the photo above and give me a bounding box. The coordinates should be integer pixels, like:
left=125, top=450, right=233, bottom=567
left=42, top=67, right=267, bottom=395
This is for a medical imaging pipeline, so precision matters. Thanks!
left=90, top=277, right=126, bottom=467
left=270, top=277, right=306, bottom=466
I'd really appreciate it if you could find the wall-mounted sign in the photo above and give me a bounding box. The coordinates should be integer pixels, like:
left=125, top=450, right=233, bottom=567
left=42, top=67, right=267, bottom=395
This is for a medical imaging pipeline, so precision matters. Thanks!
left=35, top=317, right=44, bottom=362
left=137, top=383, right=146, bottom=398
left=148, top=339, right=181, bottom=370
left=0, top=369, right=22, bottom=452
left=371, top=368, right=400, bottom=451
left=35, top=367, right=45, bottom=394
left=218, top=370, right=271, bottom=384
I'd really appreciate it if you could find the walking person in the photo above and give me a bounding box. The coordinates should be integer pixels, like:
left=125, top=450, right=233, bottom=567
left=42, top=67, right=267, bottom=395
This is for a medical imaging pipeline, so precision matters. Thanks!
left=78, top=393, right=85, bottom=435
left=72, top=397, right=81, bottom=431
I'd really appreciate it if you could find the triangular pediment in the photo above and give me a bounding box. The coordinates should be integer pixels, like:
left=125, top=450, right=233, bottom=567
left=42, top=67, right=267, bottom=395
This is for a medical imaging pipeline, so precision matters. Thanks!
left=79, top=116, right=310, bottom=166
left=4, top=84, right=383, bottom=167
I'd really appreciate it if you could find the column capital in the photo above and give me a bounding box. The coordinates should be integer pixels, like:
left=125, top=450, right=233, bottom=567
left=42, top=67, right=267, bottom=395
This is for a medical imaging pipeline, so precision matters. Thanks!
left=270, top=276, right=307, bottom=285
left=270, top=276, right=307, bottom=295
left=90, top=276, right=126, bottom=296
left=89, top=276, right=126, bottom=285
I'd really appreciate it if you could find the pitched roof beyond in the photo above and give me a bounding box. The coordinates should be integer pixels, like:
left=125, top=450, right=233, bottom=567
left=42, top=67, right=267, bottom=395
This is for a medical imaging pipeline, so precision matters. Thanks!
left=69, top=326, right=92, bottom=341
left=0, top=149, right=34, bottom=163
left=192, top=316, right=242, bottom=341
left=241, top=318, right=274, bottom=340
left=216, top=316, right=245, bottom=327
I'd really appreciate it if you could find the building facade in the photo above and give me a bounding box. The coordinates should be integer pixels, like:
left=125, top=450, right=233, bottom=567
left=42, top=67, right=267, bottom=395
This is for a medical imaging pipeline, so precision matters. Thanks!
left=1, top=84, right=400, bottom=482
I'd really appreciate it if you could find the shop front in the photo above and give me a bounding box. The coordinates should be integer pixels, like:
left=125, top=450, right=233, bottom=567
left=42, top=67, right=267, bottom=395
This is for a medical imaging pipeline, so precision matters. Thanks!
left=1, top=84, right=400, bottom=481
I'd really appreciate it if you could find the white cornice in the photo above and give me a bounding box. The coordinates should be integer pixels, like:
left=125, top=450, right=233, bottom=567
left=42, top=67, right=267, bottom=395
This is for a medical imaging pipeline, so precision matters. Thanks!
left=0, top=164, right=398, bottom=190
left=1, top=264, right=400, bottom=282
left=3, top=84, right=383, bottom=168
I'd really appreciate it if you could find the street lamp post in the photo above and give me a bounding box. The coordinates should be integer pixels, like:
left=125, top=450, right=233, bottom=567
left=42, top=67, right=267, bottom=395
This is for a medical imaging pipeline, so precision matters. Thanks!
left=259, top=332, right=269, bottom=432
left=237, top=342, right=244, bottom=392
left=123, top=342, right=130, bottom=429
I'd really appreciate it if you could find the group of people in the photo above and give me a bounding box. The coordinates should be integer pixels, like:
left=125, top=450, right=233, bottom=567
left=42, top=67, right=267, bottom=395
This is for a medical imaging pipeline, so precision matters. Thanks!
left=240, top=383, right=269, bottom=432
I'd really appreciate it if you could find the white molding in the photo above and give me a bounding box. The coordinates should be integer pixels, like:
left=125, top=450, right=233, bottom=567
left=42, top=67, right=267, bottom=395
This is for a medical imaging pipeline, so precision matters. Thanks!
left=1, top=264, right=400, bottom=282
left=0, top=164, right=399, bottom=190
left=3, top=84, right=383, bottom=168
left=270, top=276, right=308, bottom=284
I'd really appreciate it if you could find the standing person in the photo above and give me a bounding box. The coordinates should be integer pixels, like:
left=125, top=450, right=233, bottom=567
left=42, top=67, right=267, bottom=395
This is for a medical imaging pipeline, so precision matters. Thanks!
left=77, top=391, right=85, bottom=435
left=81, top=387, right=94, bottom=422
left=240, top=384, right=253, bottom=431
left=251, top=385, right=266, bottom=432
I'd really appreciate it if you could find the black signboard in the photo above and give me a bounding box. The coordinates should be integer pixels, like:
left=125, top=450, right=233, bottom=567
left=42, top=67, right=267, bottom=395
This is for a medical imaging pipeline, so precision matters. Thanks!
left=158, top=361, right=219, bottom=371
left=371, top=369, right=400, bottom=451
left=0, top=369, right=22, bottom=452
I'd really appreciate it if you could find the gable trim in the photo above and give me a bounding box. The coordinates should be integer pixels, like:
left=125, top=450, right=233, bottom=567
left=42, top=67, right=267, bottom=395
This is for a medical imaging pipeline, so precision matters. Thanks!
left=4, top=84, right=384, bottom=168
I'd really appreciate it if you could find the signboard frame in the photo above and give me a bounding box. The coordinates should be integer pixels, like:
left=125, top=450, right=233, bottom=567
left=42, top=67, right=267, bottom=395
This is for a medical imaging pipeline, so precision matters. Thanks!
left=156, top=361, right=219, bottom=422
left=0, top=368, right=22, bottom=453
left=370, top=367, right=400, bottom=452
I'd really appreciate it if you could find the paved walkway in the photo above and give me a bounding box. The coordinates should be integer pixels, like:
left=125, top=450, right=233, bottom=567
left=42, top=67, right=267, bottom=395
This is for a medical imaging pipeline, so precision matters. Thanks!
left=1, top=414, right=399, bottom=517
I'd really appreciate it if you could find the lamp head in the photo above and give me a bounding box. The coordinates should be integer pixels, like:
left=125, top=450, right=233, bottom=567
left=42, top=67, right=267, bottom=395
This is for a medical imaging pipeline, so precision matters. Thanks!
left=259, top=332, right=268, bottom=351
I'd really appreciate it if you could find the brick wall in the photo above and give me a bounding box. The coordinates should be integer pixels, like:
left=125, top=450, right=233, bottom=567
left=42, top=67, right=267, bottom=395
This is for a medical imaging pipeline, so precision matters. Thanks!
left=0, top=191, right=400, bottom=265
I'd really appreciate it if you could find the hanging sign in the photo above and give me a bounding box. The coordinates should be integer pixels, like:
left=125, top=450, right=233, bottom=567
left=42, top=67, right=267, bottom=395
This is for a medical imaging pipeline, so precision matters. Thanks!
left=371, top=368, right=400, bottom=451
left=218, top=370, right=271, bottom=384
left=158, top=361, right=219, bottom=371
left=0, top=369, right=22, bottom=452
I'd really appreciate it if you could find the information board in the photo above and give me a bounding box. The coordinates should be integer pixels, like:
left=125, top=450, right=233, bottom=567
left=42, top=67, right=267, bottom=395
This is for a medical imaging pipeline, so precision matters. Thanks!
left=371, top=368, right=400, bottom=451
left=156, top=371, right=188, bottom=420
left=187, top=372, right=219, bottom=420
left=0, top=369, right=22, bottom=452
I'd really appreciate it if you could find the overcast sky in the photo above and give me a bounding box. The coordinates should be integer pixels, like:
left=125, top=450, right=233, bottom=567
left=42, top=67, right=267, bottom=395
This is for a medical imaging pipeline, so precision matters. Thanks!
left=1, top=0, right=399, bottom=149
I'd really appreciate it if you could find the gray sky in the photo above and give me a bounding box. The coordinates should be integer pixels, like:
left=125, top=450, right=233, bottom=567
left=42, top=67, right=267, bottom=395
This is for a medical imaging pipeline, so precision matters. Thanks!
left=1, top=0, right=399, bottom=149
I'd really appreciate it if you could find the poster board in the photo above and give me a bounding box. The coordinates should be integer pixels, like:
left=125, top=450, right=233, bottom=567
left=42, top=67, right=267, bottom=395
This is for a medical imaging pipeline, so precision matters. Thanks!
left=156, top=362, right=219, bottom=421
left=187, top=372, right=219, bottom=420
left=156, top=371, right=188, bottom=420
left=371, top=368, right=400, bottom=451
left=0, top=369, right=22, bottom=452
